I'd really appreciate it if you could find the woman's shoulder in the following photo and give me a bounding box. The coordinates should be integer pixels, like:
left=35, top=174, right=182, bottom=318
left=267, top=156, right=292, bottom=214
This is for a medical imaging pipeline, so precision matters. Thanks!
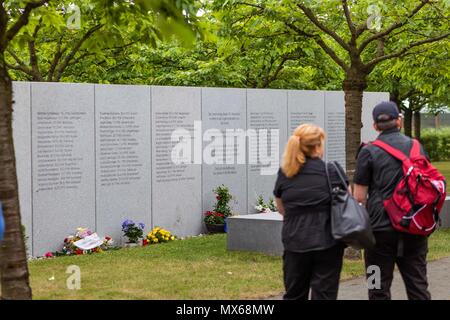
left=304, top=157, right=326, bottom=171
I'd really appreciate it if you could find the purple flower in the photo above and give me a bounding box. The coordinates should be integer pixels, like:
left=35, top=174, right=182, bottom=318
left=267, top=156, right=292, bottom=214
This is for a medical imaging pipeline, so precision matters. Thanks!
left=122, top=219, right=134, bottom=230
left=138, top=223, right=145, bottom=230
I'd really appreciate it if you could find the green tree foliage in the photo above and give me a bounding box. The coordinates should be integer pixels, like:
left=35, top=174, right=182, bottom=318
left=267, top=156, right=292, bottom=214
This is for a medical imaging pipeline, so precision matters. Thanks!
left=212, top=0, right=450, bottom=174
left=30, top=1, right=342, bottom=90
left=369, top=39, right=449, bottom=137
left=0, top=0, right=197, bottom=300
left=6, top=0, right=199, bottom=82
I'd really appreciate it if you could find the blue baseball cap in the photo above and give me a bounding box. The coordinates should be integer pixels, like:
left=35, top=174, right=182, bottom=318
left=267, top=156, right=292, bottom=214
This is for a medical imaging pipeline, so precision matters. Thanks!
left=372, top=101, right=400, bottom=123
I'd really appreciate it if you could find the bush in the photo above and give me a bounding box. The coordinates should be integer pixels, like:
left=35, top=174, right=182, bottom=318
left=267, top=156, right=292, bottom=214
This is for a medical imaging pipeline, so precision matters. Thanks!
left=421, top=128, right=450, bottom=161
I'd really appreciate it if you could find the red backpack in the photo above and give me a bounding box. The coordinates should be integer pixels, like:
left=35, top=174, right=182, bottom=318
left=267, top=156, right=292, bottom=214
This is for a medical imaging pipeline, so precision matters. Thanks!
left=371, top=139, right=447, bottom=236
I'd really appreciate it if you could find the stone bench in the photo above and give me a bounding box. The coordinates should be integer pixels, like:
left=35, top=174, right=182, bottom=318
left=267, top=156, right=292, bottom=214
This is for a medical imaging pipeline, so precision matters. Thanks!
left=227, top=212, right=283, bottom=256
left=227, top=197, right=450, bottom=256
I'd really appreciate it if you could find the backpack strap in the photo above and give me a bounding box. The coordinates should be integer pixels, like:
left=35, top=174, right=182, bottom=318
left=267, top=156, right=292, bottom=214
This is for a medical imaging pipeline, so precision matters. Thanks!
left=371, top=140, right=408, bottom=162
left=409, top=139, right=421, bottom=158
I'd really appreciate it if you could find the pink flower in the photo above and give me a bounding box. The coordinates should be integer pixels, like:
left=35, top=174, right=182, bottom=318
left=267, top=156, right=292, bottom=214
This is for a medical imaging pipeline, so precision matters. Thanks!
left=45, top=252, right=53, bottom=258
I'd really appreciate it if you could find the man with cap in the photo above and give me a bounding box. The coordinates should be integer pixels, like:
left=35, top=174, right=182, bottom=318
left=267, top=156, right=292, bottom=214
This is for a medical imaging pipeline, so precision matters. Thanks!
left=353, top=101, right=431, bottom=300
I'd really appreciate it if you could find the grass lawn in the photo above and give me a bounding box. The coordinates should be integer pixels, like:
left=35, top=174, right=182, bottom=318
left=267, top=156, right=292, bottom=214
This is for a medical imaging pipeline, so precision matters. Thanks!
left=434, top=162, right=450, bottom=182
left=29, top=229, right=450, bottom=300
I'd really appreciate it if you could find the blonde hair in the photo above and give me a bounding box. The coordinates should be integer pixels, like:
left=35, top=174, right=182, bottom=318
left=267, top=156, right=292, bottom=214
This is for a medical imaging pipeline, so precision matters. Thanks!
left=282, top=124, right=325, bottom=178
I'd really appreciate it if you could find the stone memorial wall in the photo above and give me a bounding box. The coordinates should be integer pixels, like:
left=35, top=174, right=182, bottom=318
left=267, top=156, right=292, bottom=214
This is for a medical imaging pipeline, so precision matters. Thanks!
left=11, top=81, right=389, bottom=255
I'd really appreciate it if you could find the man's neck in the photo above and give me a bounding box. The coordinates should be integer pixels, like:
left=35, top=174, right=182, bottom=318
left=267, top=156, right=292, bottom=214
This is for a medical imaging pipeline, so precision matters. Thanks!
left=379, top=127, right=400, bottom=135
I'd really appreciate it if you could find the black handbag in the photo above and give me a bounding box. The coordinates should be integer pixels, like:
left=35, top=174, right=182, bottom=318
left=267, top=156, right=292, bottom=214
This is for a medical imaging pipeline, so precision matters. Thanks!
left=325, top=162, right=375, bottom=250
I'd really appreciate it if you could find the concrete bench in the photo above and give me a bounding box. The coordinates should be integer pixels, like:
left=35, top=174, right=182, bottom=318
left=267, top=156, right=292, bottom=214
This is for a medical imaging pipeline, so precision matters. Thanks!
left=227, top=212, right=283, bottom=256
left=227, top=197, right=450, bottom=256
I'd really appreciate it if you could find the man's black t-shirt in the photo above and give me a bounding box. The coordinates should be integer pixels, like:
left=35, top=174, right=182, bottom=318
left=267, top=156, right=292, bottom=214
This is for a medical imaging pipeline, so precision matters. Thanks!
left=354, top=128, right=428, bottom=232
left=273, top=158, right=348, bottom=253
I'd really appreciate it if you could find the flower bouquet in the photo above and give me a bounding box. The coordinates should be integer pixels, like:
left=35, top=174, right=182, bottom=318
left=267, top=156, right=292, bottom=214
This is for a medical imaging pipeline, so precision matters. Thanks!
left=255, top=195, right=277, bottom=213
left=144, top=227, right=176, bottom=245
left=50, top=227, right=114, bottom=257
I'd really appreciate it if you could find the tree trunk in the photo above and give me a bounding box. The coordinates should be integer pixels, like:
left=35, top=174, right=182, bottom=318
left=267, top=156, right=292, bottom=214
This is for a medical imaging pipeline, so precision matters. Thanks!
left=343, top=74, right=367, bottom=180
left=403, top=108, right=413, bottom=137
left=435, top=114, right=440, bottom=129
left=414, top=111, right=421, bottom=141
left=0, top=53, right=32, bottom=300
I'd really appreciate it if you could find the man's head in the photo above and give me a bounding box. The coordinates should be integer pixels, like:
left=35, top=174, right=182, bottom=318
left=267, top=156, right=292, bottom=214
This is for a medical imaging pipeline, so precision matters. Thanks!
left=372, top=101, right=402, bottom=132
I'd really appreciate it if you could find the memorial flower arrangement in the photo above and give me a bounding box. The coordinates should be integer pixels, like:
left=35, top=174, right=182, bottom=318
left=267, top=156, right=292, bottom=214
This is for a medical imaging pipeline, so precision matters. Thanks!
left=144, top=227, right=176, bottom=245
left=203, top=185, right=234, bottom=233
left=203, top=185, right=233, bottom=226
left=255, top=195, right=277, bottom=213
left=47, top=227, right=114, bottom=257
left=122, top=219, right=145, bottom=244
left=204, top=210, right=226, bottom=225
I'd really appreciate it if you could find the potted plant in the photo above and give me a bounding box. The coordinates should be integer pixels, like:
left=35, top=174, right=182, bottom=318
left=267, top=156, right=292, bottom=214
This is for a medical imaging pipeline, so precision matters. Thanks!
left=204, top=185, right=233, bottom=233
left=122, top=219, right=145, bottom=247
left=204, top=211, right=226, bottom=233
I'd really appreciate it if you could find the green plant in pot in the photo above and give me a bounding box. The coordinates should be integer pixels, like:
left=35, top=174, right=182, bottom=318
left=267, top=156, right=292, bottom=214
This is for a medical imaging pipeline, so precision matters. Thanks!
left=204, top=185, right=233, bottom=233
left=122, top=219, right=144, bottom=247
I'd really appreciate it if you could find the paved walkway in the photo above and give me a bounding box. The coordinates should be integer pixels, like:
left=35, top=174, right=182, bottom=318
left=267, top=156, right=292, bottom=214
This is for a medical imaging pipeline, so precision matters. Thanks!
left=267, top=257, right=450, bottom=300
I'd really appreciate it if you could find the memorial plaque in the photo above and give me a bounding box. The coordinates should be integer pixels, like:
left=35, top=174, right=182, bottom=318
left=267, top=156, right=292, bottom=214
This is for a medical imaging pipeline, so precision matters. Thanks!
left=31, top=82, right=95, bottom=255
left=13, top=80, right=390, bottom=256
left=325, top=91, right=346, bottom=166
left=151, top=86, right=202, bottom=237
left=247, top=89, right=287, bottom=213
left=95, top=84, right=151, bottom=243
left=12, top=82, right=33, bottom=255
left=362, top=92, right=390, bottom=142
left=288, top=90, right=325, bottom=135
left=202, top=88, right=247, bottom=216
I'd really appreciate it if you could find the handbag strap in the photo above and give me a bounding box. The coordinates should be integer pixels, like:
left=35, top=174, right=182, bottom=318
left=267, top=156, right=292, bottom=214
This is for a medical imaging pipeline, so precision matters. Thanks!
left=324, top=162, right=333, bottom=195
left=331, top=162, right=349, bottom=189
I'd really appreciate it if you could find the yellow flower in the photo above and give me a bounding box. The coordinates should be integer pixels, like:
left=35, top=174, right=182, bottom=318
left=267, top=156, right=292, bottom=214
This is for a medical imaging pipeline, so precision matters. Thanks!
left=154, top=239, right=159, bottom=243
left=170, top=236, right=175, bottom=241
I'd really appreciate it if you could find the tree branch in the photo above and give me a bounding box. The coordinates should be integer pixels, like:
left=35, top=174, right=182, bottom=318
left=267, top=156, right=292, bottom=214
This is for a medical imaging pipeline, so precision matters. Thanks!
left=47, top=33, right=65, bottom=81
left=261, top=54, right=298, bottom=88
left=28, top=18, right=43, bottom=81
left=297, top=2, right=351, bottom=52
left=286, top=21, right=349, bottom=71
left=342, top=0, right=356, bottom=34
left=358, top=0, right=431, bottom=54
left=5, top=62, right=34, bottom=77
left=5, top=0, right=49, bottom=46
left=6, top=48, right=30, bottom=71
left=54, top=24, right=103, bottom=81
left=366, top=32, right=450, bottom=70
left=5, top=48, right=38, bottom=79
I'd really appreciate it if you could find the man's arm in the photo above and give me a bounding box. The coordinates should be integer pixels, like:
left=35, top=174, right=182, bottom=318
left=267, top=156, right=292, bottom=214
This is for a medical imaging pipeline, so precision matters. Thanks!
left=353, top=145, right=372, bottom=206
left=353, top=184, right=369, bottom=206
left=275, top=197, right=285, bottom=216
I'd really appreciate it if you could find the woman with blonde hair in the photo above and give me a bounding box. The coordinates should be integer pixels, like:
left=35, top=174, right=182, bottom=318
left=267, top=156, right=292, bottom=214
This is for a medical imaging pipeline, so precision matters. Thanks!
left=273, top=123, right=348, bottom=300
